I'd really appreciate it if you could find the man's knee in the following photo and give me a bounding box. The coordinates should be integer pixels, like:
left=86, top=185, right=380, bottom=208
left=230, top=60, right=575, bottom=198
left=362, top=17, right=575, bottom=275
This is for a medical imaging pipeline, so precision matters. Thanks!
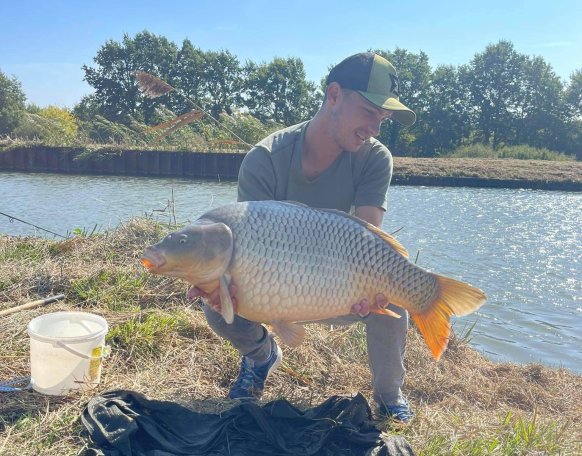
left=364, top=306, right=409, bottom=355
left=202, top=303, right=270, bottom=353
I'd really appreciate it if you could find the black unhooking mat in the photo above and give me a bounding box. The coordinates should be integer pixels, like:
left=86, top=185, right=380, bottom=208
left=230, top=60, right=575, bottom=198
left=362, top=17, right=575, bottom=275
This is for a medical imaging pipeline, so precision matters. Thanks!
left=81, top=390, right=416, bottom=456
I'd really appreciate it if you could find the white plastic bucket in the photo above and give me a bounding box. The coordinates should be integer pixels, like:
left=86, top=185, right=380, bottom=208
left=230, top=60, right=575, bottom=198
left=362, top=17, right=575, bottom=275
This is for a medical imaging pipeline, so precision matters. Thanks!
left=27, top=311, right=109, bottom=396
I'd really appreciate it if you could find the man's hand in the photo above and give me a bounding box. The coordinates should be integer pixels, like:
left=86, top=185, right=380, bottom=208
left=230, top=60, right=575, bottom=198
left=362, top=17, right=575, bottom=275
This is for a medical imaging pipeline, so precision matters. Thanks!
left=187, top=282, right=238, bottom=314
left=351, top=293, right=388, bottom=317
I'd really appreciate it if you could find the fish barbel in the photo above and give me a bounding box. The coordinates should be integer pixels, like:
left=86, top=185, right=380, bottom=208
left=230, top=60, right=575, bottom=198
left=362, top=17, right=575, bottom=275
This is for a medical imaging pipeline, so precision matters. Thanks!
left=141, top=201, right=486, bottom=361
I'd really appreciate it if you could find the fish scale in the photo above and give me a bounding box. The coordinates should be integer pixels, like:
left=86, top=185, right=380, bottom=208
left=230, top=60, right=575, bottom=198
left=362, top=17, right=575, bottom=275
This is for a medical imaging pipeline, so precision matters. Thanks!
left=142, top=200, right=486, bottom=360
left=205, top=202, right=429, bottom=322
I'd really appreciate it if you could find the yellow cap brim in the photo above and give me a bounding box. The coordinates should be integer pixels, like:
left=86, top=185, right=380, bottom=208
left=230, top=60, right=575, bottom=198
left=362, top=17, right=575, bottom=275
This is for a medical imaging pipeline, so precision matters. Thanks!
left=358, top=91, right=416, bottom=127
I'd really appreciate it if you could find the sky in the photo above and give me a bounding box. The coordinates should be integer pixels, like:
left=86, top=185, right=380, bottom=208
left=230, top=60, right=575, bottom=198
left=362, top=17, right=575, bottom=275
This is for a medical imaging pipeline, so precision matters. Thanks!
left=1, top=0, right=581, bottom=108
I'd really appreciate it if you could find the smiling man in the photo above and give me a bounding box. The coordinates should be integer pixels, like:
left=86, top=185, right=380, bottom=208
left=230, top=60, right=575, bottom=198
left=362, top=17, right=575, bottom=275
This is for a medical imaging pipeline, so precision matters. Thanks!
left=195, top=52, right=417, bottom=422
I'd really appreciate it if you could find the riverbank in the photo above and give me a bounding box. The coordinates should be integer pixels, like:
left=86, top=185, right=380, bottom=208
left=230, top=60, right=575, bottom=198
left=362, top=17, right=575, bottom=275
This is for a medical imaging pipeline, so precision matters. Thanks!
left=393, top=157, right=582, bottom=191
left=1, top=219, right=581, bottom=455
left=1, top=145, right=580, bottom=191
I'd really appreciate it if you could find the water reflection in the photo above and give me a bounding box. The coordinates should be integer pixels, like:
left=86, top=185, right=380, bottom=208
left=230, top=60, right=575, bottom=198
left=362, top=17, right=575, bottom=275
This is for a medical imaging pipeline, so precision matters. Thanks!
left=1, top=172, right=581, bottom=372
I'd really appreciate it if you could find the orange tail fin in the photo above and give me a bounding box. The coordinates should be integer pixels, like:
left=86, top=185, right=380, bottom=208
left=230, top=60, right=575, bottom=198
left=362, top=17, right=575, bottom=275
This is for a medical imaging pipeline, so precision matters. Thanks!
left=411, top=275, right=486, bottom=361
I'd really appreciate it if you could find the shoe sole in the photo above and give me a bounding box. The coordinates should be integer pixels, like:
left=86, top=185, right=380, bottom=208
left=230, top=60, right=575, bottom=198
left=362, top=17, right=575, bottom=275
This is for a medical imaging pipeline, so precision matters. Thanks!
left=267, top=345, right=283, bottom=378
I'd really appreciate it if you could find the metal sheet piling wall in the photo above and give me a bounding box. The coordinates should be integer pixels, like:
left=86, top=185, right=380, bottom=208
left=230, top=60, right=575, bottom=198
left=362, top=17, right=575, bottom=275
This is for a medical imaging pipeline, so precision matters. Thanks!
left=2, top=146, right=580, bottom=191
left=0, top=147, right=245, bottom=180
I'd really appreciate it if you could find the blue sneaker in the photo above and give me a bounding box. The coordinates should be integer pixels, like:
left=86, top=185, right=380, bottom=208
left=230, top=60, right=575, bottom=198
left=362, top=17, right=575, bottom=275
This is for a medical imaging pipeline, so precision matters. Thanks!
left=228, top=344, right=283, bottom=400
left=377, top=400, right=415, bottom=423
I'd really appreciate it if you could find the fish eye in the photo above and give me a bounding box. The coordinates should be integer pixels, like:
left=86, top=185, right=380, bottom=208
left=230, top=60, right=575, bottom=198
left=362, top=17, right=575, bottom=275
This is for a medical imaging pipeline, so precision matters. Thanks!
left=179, top=235, right=188, bottom=244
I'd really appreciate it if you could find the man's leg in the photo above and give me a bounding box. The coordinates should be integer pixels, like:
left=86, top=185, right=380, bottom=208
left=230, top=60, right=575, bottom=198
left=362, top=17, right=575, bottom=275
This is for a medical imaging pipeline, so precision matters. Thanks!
left=203, top=303, right=273, bottom=363
left=202, top=303, right=282, bottom=399
left=364, top=304, right=414, bottom=422
left=364, top=304, right=408, bottom=406
left=319, top=307, right=409, bottom=408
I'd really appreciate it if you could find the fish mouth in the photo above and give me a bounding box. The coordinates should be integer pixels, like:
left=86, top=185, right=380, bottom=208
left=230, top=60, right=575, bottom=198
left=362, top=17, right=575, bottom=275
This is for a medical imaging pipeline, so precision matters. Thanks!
left=140, top=250, right=166, bottom=272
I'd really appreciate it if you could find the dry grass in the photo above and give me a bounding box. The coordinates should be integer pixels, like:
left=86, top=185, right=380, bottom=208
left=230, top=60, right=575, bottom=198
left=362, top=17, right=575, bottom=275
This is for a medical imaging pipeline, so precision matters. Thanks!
left=1, top=219, right=581, bottom=455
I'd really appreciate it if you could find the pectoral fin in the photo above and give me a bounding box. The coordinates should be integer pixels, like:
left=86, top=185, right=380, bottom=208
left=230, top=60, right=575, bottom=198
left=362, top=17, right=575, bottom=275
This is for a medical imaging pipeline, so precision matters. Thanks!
left=270, top=322, right=306, bottom=347
left=219, top=274, right=234, bottom=324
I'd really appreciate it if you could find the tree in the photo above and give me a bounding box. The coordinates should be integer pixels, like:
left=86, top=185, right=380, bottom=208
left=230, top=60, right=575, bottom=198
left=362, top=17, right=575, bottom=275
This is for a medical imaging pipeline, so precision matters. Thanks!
left=0, top=70, right=26, bottom=135
left=460, top=40, right=525, bottom=149
left=565, top=69, right=582, bottom=157
left=73, top=94, right=103, bottom=121
left=565, top=69, right=582, bottom=119
left=82, top=31, right=178, bottom=123
left=417, top=65, right=469, bottom=154
left=243, top=57, right=320, bottom=125
left=373, top=48, right=432, bottom=155
left=202, top=50, right=243, bottom=118
left=512, top=55, right=566, bottom=150
left=169, top=39, right=207, bottom=114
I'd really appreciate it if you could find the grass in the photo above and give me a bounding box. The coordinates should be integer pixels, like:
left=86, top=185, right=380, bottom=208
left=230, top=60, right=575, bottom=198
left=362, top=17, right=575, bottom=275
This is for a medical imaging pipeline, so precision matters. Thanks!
left=69, top=270, right=150, bottom=311
left=411, top=410, right=569, bottom=455
left=393, top=156, right=582, bottom=184
left=0, top=219, right=581, bottom=455
left=446, top=144, right=574, bottom=161
left=107, top=310, right=192, bottom=356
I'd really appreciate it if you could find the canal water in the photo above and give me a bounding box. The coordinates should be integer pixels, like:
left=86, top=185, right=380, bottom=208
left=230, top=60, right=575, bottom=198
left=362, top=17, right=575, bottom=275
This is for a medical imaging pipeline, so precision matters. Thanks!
left=1, top=171, right=580, bottom=373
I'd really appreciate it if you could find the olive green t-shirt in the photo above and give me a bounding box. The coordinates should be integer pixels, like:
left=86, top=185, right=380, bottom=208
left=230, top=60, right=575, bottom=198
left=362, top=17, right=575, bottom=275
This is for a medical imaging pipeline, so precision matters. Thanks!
left=237, top=121, right=392, bottom=213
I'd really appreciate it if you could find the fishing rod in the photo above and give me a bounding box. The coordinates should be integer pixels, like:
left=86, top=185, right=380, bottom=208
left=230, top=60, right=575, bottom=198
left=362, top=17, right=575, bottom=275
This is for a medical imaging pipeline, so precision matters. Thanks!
left=0, top=211, right=68, bottom=239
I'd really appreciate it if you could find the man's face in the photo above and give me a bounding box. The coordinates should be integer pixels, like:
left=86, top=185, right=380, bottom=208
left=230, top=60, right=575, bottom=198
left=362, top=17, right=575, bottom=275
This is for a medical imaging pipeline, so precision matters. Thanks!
left=330, top=88, right=393, bottom=153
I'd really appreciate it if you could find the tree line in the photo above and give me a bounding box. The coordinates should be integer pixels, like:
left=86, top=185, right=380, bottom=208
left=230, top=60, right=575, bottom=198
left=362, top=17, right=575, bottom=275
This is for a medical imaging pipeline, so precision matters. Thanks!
left=1, top=30, right=581, bottom=157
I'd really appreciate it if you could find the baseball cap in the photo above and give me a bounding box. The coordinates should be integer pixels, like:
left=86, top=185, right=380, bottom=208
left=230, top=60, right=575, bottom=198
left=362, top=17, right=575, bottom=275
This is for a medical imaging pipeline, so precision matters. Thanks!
left=326, top=52, right=416, bottom=127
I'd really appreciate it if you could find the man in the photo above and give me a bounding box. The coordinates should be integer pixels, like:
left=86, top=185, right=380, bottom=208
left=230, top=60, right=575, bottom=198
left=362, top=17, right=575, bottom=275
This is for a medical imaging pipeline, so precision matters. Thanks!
left=190, top=52, right=416, bottom=422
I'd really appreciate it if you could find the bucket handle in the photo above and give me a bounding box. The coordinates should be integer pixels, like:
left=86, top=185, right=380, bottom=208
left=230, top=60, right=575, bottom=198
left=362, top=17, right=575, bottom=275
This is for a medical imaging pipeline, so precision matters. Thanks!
left=55, top=341, right=110, bottom=360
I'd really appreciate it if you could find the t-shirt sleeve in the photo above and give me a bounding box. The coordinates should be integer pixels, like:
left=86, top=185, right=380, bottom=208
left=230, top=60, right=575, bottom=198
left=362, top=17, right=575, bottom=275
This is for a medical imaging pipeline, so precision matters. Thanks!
left=237, top=146, right=277, bottom=202
left=353, top=144, right=393, bottom=211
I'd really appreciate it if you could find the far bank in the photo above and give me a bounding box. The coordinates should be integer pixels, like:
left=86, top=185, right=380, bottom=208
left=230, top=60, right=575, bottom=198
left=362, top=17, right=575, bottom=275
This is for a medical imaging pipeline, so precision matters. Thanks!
left=1, top=146, right=580, bottom=191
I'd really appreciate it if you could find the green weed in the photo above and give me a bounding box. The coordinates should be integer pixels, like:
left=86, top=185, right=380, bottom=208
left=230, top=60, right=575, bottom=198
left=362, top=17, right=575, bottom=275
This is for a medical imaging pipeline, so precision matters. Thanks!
left=69, top=225, right=100, bottom=237
left=0, top=242, right=45, bottom=262
left=69, top=270, right=147, bottom=310
left=414, top=411, right=572, bottom=455
left=107, top=311, right=189, bottom=355
left=498, top=410, right=567, bottom=455
left=0, top=410, right=83, bottom=456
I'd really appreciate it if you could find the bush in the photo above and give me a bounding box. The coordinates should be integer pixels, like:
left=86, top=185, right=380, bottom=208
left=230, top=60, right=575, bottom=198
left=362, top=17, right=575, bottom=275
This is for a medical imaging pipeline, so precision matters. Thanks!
left=12, top=106, right=79, bottom=145
left=38, top=106, right=78, bottom=140
left=216, top=112, right=281, bottom=149
left=78, top=115, right=147, bottom=145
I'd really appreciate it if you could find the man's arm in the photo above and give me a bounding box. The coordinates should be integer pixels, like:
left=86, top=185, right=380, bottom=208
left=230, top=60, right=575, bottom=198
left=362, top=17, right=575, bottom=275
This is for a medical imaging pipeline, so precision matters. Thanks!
left=237, top=146, right=277, bottom=202
left=355, top=205, right=384, bottom=228
left=191, top=146, right=276, bottom=311
left=351, top=205, right=388, bottom=316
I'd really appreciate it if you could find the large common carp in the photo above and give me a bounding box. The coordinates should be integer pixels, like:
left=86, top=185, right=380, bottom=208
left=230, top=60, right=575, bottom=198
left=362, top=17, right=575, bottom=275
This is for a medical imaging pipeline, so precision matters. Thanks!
left=141, top=201, right=486, bottom=361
